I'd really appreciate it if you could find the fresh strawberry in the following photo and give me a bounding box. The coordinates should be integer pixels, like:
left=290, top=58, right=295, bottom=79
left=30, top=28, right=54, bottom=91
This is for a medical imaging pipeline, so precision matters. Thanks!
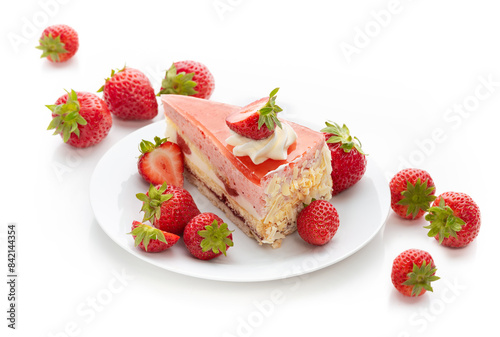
left=321, top=122, right=367, bottom=195
left=297, top=200, right=340, bottom=245
left=136, top=183, right=200, bottom=236
left=157, top=61, right=215, bottom=99
left=137, top=136, right=184, bottom=187
left=47, top=89, right=112, bottom=148
left=389, top=168, right=436, bottom=219
left=226, top=88, right=283, bottom=140
left=128, top=221, right=179, bottom=252
left=424, top=192, right=481, bottom=247
left=183, top=213, right=234, bottom=260
left=391, top=249, right=440, bottom=297
left=98, top=66, right=158, bottom=120
left=36, top=24, right=79, bottom=62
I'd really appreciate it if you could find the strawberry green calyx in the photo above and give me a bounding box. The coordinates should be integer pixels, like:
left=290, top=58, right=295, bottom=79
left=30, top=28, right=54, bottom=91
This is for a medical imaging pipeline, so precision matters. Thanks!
left=128, top=223, right=167, bottom=251
left=424, top=198, right=465, bottom=244
left=97, top=66, right=126, bottom=92
left=47, top=89, right=87, bottom=142
left=258, top=87, right=283, bottom=131
left=36, top=33, right=68, bottom=62
left=398, top=178, right=437, bottom=219
left=136, top=183, right=173, bottom=223
left=139, top=136, right=168, bottom=155
left=157, top=63, right=198, bottom=97
left=199, top=220, right=234, bottom=256
left=321, top=122, right=366, bottom=155
left=403, top=261, right=440, bottom=296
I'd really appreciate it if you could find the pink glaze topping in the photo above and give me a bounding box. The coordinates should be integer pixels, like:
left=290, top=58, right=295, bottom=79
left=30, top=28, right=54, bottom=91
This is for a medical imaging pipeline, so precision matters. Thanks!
left=161, top=95, right=324, bottom=186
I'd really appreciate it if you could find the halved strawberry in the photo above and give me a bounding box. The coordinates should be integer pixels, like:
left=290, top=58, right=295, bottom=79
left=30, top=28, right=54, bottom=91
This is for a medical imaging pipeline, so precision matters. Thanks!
left=226, top=87, right=283, bottom=140
left=137, top=136, right=184, bottom=187
left=128, top=221, right=179, bottom=252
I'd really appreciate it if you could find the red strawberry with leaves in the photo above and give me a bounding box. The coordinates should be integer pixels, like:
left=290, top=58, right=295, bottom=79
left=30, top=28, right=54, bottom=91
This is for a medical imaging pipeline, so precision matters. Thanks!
left=297, top=200, right=340, bottom=246
left=157, top=61, right=215, bottom=99
left=183, top=213, right=234, bottom=260
left=138, top=136, right=184, bottom=187
left=36, top=24, right=79, bottom=62
left=136, top=183, right=200, bottom=236
left=47, top=89, right=112, bottom=148
left=98, top=66, right=158, bottom=120
left=390, top=168, right=436, bottom=219
left=226, top=87, right=283, bottom=140
left=424, top=192, right=481, bottom=248
left=321, top=122, right=367, bottom=195
left=391, top=249, right=440, bottom=297
left=128, top=221, right=179, bottom=252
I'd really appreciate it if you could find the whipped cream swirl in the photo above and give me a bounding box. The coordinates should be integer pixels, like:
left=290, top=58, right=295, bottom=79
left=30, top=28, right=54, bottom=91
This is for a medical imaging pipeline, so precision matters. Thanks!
left=226, top=122, right=297, bottom=165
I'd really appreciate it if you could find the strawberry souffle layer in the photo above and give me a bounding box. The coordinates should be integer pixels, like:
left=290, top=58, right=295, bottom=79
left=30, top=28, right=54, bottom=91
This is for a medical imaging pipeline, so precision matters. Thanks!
left=161, top=94, right=333, bottom=248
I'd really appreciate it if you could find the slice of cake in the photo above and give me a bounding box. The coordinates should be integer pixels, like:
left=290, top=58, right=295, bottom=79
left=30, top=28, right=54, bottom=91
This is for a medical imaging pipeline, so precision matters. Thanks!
left=161, top=94, right=332, bottom=248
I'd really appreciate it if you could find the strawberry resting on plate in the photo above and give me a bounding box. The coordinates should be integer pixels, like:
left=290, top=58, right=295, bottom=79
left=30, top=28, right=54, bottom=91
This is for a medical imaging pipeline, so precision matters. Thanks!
left=136, top=183, right=200, bottom=236
left=297, top=200, right=340, bottom=246
left=138, top=136, right=184, bottom=187
left=183, top=212, right=234, bottom=260
left=128, top=221, right=179, bottom=252
left=321, top=122, right=367, bottom=195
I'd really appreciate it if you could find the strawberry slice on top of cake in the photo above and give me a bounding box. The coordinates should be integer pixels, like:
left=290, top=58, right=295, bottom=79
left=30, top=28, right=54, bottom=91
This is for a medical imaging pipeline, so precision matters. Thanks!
left=161, top=88, right=332, bottom=248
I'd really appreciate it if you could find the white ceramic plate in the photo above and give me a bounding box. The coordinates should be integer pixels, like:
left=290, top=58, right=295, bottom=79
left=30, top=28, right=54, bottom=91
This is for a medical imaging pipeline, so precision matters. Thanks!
left=90, top=120, right=390, bottom=282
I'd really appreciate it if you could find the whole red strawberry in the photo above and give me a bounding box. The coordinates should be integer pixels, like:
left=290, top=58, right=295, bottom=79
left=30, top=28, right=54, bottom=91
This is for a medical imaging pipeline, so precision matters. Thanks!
left=321, top=122, right=367, bottom=195
left=36, top=24, right=79, bottom=62
left=128, top=221, right=180, bottom=252
left=183, top=213, right=234, bottom=260
left=136, top=183, right=200, bottom=236
left=157, top=61, right=215, bottom=99
left=297, top=200, right=340, bottom=245
left=138, top=136, right=184, bottom=187
left=391, top=249, right=440, bottom=297
left=47, top=89, right=112, bottom=148
left=390, top=168, right=436, bottom=219
left=98, top=66, right=158, bottom=120
left=226, top=87, right=283, bottom=140
left=424, top=192, right=481, bottom=248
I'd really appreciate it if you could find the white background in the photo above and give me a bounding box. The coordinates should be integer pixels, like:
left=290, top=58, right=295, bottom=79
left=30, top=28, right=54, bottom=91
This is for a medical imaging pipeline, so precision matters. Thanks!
left=1, top=0, right=499, bottom=336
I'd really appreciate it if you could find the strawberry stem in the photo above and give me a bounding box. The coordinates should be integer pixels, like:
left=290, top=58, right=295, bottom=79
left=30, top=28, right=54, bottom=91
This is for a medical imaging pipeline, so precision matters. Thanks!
left=257, top=87, right=283, bottom=131
left=128, top=222, right=167, bottom=251
left=321, top=122, right=366, bottom=155
left=47, top=89, right=87, bottom=142
left=424, top=198, right=465, bottom=244
left=198, top=220, right=234, bottom=256
left=36, top=33, right=68, bottom=62
left=157, top=63, right=198, bottom=96
left=136, top=183, right=173, bottom=223
left=402, top=260, right=440, bottom=296
left=139, top=136, right=168, bottom=155
left=397, top=178, right=436, bottom=219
